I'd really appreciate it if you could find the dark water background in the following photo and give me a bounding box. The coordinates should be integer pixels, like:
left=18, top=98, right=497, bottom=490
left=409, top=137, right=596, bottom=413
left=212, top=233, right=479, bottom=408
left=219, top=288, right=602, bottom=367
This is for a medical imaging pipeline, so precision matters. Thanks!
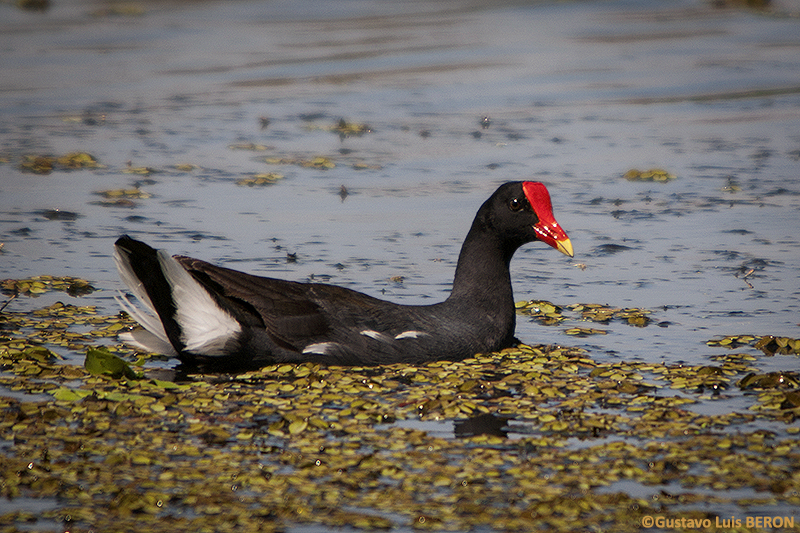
left=1, top=0, right=800, bottom=528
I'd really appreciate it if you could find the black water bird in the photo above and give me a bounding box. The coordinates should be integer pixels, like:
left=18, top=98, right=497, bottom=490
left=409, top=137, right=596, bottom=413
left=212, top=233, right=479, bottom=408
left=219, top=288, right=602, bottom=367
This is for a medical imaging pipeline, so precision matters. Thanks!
left=114, top=181, right=573, bottom=367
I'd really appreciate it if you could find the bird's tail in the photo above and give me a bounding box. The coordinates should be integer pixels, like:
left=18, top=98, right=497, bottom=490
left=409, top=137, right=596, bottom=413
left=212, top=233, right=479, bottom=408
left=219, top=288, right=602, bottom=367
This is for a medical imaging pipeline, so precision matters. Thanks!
left=113, top=235, right=241, bottom=358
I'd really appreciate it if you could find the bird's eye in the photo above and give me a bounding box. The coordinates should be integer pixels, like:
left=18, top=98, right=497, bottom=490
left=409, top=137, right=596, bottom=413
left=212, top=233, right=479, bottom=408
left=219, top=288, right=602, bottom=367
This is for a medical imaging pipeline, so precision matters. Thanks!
left=509, top=198, right=524, bottom=212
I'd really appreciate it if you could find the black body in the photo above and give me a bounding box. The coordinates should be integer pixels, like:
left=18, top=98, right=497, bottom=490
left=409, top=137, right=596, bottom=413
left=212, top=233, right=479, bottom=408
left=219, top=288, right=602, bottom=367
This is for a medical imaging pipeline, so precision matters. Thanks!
left=114, top=181, right=571, bottom=367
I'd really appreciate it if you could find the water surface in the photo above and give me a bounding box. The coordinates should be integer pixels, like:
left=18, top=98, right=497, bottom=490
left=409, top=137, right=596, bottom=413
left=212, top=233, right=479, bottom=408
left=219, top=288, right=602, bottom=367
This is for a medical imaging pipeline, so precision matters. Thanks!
left=2, top=0, right=800, bottom=529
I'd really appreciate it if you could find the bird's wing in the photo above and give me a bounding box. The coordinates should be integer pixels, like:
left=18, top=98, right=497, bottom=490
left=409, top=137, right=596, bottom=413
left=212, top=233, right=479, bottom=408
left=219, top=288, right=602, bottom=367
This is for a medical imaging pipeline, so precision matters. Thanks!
left=173, top=256, right=381, bottom=352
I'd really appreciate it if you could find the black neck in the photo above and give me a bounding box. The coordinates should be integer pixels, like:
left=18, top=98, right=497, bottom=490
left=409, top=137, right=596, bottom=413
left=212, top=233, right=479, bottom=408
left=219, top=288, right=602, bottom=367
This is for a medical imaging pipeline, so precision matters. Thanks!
left=448, top=218, right=515, bottom=307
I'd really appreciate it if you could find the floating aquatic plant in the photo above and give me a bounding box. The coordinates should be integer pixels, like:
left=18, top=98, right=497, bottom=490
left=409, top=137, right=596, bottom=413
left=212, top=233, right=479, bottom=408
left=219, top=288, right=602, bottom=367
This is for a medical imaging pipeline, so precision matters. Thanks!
left=755, top=335, right=800, bottom=356
left=84, top=347, right=140, bottom=380
left=303, top=118, right=372, bottom=138
left=708, top=334, right=800, bottom=356
left=515, top=300, right=565, bottom=325
left=1, top=275, right=95, bottom=297
left=1, top=290, right=800, bottom=532
left=19, top=152, right=101, bottom=174
left=122, top=165, right=157, bottom=175
left=236, top=173, right=284, bottom=187
left=622, top=168, right=676, bottom=182
left=516, top=300, right=652, bottom=328
left=228, top=143, right=272, bottom=151
left=564, top=327, right=608, bottom=336
left=95, top=188, right=152, bottom=200
left=333, top=119, right=372, bottom=137
left=264, top=155, right=336, bottom=169
left=738, top=372, right=799, bottom=390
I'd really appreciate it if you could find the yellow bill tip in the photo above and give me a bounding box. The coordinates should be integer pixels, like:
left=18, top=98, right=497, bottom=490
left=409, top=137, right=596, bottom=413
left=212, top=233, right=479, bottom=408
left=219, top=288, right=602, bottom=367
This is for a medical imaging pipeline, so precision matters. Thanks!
left=556, top=238, right=574, bottom=258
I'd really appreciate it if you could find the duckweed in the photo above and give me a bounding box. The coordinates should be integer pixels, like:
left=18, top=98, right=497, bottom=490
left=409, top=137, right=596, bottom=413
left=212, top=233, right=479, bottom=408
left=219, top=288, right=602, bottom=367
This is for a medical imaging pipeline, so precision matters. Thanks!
left=303, top=118, right=372, bottom=138
left=229, top=143, right=272, bottom=151
left=1, top=275, right=95, bottom=297
left=261, top=152, right=381, bottom=172
left=58, top=152, right=100, bottom=169
left=18, top=152, right=102, bottom=174
left=1, top=290, right=800, bottom=532
left=564, top=327, right=608, bottom=336
left=122, top=165, right=157, bottom=175
left=332, top=119, right=372, bottom=137
left=264, top=155, right=336, bottom=169
left=622, top=168, right=676, bottom=182
left=571, top=303, right=652, bottom=325
left=516, top=300, right=652, bottom=328
left=707, top=334, right=759, bottom=349
left=708, top=334, right=800, bottom=356
left=755, top=335, right=800, bottom=356
left=91, top=188, right=153, bottom=208
left=173, top=163, right=200, bottom=172
left=95, top=188, right=152, bottom=200
left=515, top=300, right=565, bottom=325
left=236, top=173, right=285, bottom=187
left=738, top=372, right=799, bottom=390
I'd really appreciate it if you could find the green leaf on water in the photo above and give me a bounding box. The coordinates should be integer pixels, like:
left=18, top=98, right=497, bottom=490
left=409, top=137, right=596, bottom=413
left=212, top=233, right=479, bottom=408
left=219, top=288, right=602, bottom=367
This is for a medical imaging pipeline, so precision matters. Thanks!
left=84, top=347, right=140, bottom=380
left=52, top=387, right=93, bottom=402
left=151, top=379, right=183, bottom=389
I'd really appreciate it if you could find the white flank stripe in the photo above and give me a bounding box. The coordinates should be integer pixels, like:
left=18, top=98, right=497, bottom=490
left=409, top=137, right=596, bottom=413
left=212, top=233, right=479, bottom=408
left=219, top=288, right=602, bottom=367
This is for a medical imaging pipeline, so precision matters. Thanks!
left=360, top=329, right=389, bottom=341
left=302, top=342, right=337, bottom=355
left=394, top=330, right=428, bottom=340
left=157, top=251, right=241, bottom=355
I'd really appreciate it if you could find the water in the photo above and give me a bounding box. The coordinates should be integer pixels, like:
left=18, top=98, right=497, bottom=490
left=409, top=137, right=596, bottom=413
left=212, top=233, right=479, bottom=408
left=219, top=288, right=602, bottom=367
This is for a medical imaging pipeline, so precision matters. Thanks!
left=2, top=0, right=800, bottom=529
left=2, top=0, right=799, bottom=367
